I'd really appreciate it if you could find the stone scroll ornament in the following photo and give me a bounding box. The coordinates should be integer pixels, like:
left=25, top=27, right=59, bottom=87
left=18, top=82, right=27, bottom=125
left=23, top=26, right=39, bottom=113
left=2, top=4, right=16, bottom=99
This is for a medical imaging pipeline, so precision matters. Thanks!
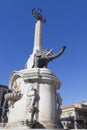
left=33, top=46, right=66, bottom=68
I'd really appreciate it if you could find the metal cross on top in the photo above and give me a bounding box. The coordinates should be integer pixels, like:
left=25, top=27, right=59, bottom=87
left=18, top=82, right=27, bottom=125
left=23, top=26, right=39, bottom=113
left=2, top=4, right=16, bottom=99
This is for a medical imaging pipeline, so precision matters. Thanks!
left=32, top=8, right=47, bottom=23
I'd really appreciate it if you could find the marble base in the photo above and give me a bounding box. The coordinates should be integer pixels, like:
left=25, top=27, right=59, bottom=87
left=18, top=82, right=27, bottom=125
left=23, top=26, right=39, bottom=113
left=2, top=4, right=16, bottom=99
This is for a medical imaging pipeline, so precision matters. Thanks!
left=6, top=68, right=61, bottom=129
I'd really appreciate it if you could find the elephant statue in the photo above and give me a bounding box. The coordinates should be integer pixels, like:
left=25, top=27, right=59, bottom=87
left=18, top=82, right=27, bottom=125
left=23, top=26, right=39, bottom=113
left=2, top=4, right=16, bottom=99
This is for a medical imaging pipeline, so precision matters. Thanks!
left=32, top=46, right=66, bottom=68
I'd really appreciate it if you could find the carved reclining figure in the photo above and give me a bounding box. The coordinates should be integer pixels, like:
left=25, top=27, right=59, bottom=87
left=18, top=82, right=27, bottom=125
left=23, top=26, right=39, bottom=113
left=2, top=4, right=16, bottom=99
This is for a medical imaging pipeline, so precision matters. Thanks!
left=4, top=89, right=22, bottom=108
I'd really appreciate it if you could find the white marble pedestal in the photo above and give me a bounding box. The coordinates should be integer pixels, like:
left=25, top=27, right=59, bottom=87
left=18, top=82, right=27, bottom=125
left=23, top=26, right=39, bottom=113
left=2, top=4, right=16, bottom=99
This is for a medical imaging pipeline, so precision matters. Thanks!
left=5, top=68, right=61, bottom=129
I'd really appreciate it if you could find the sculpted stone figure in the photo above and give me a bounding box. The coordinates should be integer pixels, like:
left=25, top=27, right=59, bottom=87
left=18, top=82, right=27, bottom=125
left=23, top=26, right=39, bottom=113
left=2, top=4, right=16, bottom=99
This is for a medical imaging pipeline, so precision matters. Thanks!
left=4, top=79, right=23, bottom=107
left=31, top=88, right=40, bottom=123
left=33, top=46, right=66, bottom=68
left=56, top=93, right=62, bottom=110
left=27, top=88, right=40, bottom=127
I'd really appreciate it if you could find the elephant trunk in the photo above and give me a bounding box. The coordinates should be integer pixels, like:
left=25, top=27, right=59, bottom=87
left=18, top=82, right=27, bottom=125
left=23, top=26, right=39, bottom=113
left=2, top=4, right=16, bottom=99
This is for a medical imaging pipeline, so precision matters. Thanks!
left=48, top=46, right=66, bottom=60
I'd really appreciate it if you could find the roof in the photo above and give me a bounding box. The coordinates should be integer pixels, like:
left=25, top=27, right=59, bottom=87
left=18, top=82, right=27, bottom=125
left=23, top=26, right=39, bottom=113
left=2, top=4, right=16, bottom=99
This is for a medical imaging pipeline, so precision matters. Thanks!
left=62, top=102, right=87, bottom=111
left=0, top=84, right=8, bottom=89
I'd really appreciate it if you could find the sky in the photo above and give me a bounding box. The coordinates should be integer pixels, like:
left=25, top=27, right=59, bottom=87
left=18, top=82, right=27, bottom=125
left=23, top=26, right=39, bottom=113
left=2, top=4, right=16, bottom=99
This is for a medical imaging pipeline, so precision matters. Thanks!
left=0, top=0, right=87, bottom=107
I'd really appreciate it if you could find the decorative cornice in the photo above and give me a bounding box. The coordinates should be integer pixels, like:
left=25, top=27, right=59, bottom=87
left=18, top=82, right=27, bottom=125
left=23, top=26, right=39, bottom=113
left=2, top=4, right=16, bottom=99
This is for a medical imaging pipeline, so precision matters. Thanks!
left=9, top=68, right=61, bottom=89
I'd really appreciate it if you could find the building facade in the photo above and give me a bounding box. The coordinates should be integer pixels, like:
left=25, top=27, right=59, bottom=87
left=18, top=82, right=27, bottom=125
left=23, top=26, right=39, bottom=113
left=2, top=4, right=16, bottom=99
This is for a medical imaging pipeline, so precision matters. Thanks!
left=60, top=102, right=87, bottom=129
left=0, top=85, right=8, bottom=122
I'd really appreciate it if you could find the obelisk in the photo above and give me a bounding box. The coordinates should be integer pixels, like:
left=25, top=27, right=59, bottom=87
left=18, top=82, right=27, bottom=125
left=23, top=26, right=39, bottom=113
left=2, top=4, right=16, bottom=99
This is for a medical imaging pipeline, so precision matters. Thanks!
left=25, top=9, right=43, bottom=69
left=33, top=19, right=42, bottom=53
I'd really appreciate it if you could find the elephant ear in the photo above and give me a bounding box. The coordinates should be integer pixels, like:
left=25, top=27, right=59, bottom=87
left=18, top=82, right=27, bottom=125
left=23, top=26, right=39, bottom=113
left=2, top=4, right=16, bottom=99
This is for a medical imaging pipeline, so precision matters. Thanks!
left=36, top=49, right=52, bottom=57
left=48, top=46, right=66, bottom=60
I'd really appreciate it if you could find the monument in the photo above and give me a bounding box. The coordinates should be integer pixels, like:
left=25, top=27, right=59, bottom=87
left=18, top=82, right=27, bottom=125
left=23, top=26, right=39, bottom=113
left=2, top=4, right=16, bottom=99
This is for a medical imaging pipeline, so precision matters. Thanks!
left=1, top=9, right=66, bottom=129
